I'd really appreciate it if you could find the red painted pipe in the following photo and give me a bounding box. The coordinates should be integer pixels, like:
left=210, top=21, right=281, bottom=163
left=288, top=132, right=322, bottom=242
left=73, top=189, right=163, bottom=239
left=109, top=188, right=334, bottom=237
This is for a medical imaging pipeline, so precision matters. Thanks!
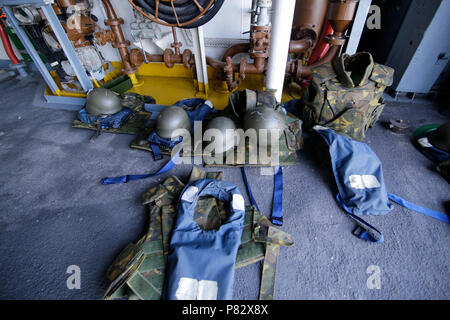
left=0, top=20, right=20, bottom=65
left=309, top=20, right=333, bottom=65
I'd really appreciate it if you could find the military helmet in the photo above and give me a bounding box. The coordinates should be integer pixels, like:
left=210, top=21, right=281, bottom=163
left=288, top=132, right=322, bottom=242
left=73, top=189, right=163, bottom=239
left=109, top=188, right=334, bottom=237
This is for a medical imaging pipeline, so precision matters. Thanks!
left=156, top=106, right=192, bottom=139
left=243, top=107, right=287, bottom=146
left=204, top=116, right=239, bottom=154
left=86, top=88, right=122, bottom=116
left=428, top=121, right=450, bottom=153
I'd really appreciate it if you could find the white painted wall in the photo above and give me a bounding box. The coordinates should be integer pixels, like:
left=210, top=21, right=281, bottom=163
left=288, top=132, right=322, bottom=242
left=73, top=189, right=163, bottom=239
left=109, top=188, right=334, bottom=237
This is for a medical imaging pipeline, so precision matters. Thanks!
left=0, top=0, right=253, bottom=62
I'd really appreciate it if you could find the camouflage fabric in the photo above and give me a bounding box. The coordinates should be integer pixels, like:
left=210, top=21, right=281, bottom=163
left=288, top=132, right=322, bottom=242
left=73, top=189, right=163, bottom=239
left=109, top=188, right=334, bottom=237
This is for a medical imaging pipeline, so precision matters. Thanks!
left=300, top=52, right=394, bottom=141
left=227, top=89, right=278, bottom=119
left=72, top=92, right=156, bottom=135
left=129, top=90, right=303, bottom=167
left=103, top=168, right=294, bottom=300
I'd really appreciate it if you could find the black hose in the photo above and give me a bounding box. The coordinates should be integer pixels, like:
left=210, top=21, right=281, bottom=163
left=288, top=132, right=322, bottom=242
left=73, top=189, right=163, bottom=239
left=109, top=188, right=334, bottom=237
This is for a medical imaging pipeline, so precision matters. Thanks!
left=136, top=0, right=211, bottom=25
left=134, top=0, right=224, bottom=28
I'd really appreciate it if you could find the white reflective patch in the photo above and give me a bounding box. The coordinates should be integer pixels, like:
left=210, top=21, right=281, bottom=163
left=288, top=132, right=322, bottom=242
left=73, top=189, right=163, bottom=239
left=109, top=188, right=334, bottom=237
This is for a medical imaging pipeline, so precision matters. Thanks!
left=175, top=278, right=218, bottom=300
left=418, top=137, right=433, bottom=148
left=232, top=194, right=245, bottom=211
left=312, top=125, right=328, bottom=131
left=175, top=277, right=199, bottom=300
left=204, top=100, right=214, bottom=109
left=349, top=175, right=381, bottom=189
left=181, top=186, right=199, bottom=203
left=197, top=280, right=218, bottom=300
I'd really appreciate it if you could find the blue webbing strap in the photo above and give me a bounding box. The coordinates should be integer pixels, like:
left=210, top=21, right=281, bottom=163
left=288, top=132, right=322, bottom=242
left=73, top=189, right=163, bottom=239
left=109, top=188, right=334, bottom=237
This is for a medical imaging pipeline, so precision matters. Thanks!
left=240, top=167, right=260, bottom=212
left=102, top=147, right=181, bottom=185
left=272, top=167, right=284, bottom=226
left=149, top=143, right=163, bottom=161
left=241, top=167, right=284, bottom=226
left=388, top=193, right=450, bottom=224
left=336, top=194, right=384, bottom=244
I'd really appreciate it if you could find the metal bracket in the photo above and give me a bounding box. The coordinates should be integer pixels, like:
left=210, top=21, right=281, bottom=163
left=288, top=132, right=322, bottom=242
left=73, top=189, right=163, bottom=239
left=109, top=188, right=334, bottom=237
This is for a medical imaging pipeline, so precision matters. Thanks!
left=0, top=0, right=93, bottom=94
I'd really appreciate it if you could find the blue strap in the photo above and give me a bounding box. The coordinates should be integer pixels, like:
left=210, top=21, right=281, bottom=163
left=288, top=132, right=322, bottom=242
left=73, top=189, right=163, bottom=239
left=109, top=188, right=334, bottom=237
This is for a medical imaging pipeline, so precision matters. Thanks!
left=272, top=167, right=284, bottom=226
left=336, top=194, right=384, bottom=243
left=241, top=167, right=284, bottom=226
left=150, top=143, right=163, bottom=161
left=102, top=148, right=181, bottom=185
left=388, top=193, right=450, bottom=224
left=240, top=167, right=260, bottom=212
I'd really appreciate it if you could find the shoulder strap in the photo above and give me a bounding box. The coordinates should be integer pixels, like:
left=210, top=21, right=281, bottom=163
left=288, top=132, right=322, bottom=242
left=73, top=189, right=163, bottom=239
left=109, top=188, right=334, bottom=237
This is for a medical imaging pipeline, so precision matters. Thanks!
left=102, top=145, right=182, bottom=184
left=388, top=193, right=450, bottom=224
left=241, top=167, right=284, bottom=226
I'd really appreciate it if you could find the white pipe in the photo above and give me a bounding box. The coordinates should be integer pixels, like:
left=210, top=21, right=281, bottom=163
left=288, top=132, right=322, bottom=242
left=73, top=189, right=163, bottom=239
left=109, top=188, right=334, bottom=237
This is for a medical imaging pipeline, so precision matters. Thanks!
left=266, top=0, right=296, bottom=102
left=191, top=27, right=209, bottom=92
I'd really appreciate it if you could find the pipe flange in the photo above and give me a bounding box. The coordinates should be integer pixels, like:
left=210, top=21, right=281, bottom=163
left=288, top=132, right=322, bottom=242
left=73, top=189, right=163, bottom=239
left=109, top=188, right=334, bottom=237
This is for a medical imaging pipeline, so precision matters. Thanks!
left=112, top=41, right=131, bottom=49
left=182, top=49, right=193, bottom=68
left=163, top=48, right=175, bottom=68
left=130, top=48, right=145, bottom=68
left=325, top=35, right=347, bottom=46
left=104, top=18, right=125, bottom=27
left=122, top=66, right=138, bottom=75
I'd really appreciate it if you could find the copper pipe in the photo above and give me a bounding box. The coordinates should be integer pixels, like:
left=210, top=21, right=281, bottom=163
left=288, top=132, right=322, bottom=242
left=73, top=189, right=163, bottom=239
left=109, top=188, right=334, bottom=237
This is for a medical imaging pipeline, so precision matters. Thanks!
left=221, top=43, right=250, bottom=61
left=206, top=56, right=233, bottom=71
left=293, top=0, right=329, bottom=50
left=146, top=54, right=164, bottom=63
left=101, top=0, right=136, bottom=74
left=171, top=26, right=182, bottom=55
left=289, top=37, right=313, bottom=54
left=290, top=45, right=341, bottom=78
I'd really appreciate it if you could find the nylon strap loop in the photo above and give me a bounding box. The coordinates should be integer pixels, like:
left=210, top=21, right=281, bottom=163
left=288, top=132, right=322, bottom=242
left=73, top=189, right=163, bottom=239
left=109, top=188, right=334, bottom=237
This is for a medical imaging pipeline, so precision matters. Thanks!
left=388, top=193, right=450, bottom=224
left=102, top=147, right=181, bottom=185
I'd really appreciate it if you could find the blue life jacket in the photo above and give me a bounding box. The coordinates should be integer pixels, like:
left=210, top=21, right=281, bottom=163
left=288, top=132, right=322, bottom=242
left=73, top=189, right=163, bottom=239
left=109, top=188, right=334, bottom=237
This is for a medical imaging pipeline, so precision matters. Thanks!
left=77, top=107, right=132, bottom=129
left=164, top=179, right=245, bottom=300
left=313, top=126, right=449, bottom=243
left=173, top=98, right=216, bottom=126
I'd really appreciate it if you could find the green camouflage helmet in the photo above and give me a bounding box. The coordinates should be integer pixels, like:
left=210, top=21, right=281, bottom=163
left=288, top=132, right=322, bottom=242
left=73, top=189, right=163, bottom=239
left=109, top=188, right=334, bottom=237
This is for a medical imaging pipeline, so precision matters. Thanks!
left=86, top=88, right=122, bottom=116
left=428, top=121, right=450, bottom=153
left=204, top=116, right=239, bottom=154
left=243, top=107, right=287, bottom=147
left=155, top=107, right=192, bottom=139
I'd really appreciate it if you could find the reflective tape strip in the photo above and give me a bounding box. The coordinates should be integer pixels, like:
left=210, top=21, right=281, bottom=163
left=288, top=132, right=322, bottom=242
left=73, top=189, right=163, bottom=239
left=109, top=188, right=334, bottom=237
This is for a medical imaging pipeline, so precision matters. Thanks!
left=181, top=186, right=199, bottom=203
left=349, top=174, right=381, bottom=189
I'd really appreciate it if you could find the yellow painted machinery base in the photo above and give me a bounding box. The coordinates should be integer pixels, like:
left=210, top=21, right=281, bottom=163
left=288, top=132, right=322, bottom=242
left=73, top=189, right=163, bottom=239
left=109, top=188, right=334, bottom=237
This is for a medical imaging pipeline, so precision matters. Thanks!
left=44, top=61, right=305, bottom=109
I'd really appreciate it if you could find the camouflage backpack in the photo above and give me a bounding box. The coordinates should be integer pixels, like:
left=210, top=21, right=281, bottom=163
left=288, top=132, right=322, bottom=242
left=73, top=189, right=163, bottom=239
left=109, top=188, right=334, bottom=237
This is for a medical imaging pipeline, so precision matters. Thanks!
left=103, top=167, right=294, bottom=300
left=300, top=52, right=394, bottom=141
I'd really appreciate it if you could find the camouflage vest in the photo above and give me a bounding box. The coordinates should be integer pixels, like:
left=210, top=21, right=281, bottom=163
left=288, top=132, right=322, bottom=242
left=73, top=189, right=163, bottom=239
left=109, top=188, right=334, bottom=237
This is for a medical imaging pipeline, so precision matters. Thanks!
left=300, top=52, right=394, bottom=141
left=103, top=167, right=293, bottom=300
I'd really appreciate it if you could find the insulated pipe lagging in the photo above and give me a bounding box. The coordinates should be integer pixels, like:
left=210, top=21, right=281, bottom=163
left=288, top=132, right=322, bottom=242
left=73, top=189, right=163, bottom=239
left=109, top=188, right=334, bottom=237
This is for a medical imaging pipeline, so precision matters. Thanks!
left=266, top=0, right=297, bottom=102
left=0, top=20, right=20, bottom=65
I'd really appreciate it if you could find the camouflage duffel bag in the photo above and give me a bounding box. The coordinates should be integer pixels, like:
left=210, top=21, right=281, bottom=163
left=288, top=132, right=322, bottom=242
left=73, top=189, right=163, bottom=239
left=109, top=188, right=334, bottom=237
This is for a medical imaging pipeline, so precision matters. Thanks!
left=300, top=52, right=394, bottom=141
